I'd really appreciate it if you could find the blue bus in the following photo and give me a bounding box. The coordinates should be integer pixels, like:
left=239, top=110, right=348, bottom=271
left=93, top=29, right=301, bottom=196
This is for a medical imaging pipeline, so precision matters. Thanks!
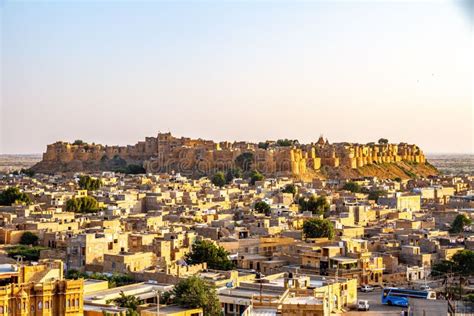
left=381, top=288, right=436, bottom=307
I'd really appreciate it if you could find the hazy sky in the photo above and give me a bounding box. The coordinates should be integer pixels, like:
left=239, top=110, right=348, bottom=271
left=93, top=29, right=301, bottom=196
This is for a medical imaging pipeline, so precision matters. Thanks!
left=1, top=0, right=473, bottom=154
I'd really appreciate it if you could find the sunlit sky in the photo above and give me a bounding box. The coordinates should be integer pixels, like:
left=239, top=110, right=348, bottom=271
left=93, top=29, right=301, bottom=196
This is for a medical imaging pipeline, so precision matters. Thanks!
left=1, top=0, right=473, bottom=154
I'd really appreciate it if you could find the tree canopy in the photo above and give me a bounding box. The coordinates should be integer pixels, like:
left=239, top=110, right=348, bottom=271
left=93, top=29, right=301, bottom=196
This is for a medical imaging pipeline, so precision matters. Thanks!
left=0, top=187, right=32, bottom=206
left=298, top=196, right=330, bottom=215
left=66, top=196, right=101, bottom=213
left=431, top=250, right=474, bottom=276
left=185, top=240, right=234, bottom=270
left=211, top=172, right=226, bottom=187
left=276, top=139, right=298, bottom=146
left=109, top=291, right=140, bottom=316
left=20, top=232, right=39, bottom=246
left=367, top=190, right=387, bottom=201
left=72, top=139, right=85, bottom=145
left=169, top=276, right=221, bottom=316
left=235, top=152, right=254, bottom=172
left=78, top=175, right=102, bottom=191
left=449, top=214, right=472, bottom=234
left=125, top=164, right=146, bottom=174
left=225, top=168, right=242, bottom=183
left=254, top=201, right=271, bottom=216
left=342, top=182, right=362, bottom=193
left=378, top=138, right=389, bottom=144
left=452, top=250, right=474, bottom=275
left=303, top=218, right=335, bottom=239
left=66, top=270, right=134, bottom=288
left=341, top=183, right=386, bottom=201
left=249, top=170, right=264, bottom=185
left=6, top=245, right=47, bottom=261
left=282, top=184, right=296, bottom=195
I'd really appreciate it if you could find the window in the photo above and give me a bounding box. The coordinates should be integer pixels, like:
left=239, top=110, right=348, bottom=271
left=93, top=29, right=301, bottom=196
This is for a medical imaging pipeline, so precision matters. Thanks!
left=75, top=299, right=79, bottom=307
left=0, top=307, right=3, bottom=313
left=38, top=302, right=42, bottom=310
left=45, top=301, right=50, bottom=309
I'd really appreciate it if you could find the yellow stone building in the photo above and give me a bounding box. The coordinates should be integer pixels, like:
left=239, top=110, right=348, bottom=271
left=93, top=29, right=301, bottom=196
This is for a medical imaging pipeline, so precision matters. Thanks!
left=0, top=260, right=83, bottom=316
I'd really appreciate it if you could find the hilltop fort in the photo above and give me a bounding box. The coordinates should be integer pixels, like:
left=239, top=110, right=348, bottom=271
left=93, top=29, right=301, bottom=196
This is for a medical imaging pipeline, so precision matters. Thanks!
left=31, top=133, right=437, bottom=179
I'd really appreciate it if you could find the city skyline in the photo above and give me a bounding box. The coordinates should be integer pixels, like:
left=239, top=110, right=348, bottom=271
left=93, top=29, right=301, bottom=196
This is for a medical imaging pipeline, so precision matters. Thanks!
left=1, top=0, right=473, bottom=154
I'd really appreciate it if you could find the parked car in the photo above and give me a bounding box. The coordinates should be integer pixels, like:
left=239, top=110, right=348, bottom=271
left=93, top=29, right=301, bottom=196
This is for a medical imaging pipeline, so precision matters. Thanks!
left=360, top=285, right=375, bottom=292
left=357, top=300, right=370, bottom=311
left=420, top=285, right=431, bottom=291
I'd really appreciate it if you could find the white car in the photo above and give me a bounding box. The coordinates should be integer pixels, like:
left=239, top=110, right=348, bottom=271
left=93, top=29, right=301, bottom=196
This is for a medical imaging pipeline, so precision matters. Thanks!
left=357, top=300, right=370, bottom=311
left=360, top=285, right=375, bottom=292
left=420, top=285, right=431, bottom=291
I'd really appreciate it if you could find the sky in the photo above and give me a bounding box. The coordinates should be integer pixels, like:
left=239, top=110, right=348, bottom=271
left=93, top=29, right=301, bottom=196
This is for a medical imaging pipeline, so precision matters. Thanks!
left=1, top=0, right=473, bottom=154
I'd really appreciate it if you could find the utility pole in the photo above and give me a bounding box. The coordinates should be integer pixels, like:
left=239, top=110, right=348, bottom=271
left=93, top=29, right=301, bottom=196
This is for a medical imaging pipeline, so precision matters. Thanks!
left=153, top=290, right=160, bottom=316
left=256, top=272, right=264, bottom=303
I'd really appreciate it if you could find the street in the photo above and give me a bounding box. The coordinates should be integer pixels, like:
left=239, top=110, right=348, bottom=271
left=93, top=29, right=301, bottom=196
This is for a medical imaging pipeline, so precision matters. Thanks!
left=344, top=288, right=406, bottom=315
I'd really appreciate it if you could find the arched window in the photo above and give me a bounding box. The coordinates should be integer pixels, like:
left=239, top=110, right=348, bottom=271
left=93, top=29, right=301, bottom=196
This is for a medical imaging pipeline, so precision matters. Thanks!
left=0, top=306, right=3, bottom=313
left=38, top=302, right=43, bottom=310
left=66, top=300, right=70, bottom=308
left=30, top=305, right=34, bottom=312
left=45, top=301, right=50, bottom=309
left=75, top=299, right=79, bottom=307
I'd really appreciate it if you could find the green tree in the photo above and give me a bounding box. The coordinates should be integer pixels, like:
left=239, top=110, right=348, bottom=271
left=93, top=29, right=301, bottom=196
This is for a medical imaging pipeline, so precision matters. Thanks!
left=109, top=291, right=140, bottom=316
left=125, top=164, right=146, bottom=174
left=276, top=139, right=298, bottom=146
left=20, top=168, right=35, bottom=177
left=343, top=182, right=361, bottom=193
left=110, top=155, right=127, bottom=169
left=185, top=240, right=234, bottom=270
left=378, top=138, right=389, bottom=144
left=66, top=196, right=101, bottom=213
left=171, top=276, right=222, bottom=316
left=66, top=270, right=133, bottom=288
left=298, top=196, right=330, bottom=216
left=254, top=201, right=271, bottom=216
left=66, top=269, right=88, bottom=279
left=258, top=142, right=269, bottom=149
left=6, top=245, right=47, bottom=261
left=249, top=170, right=264, bottom=185
left=282, top=184, right=296, bottom=195
left=449, top=214, right=472, bottom=234
left=366, top=189, right=387, bottom=201
left=452, top=250, right=474, bottom=275
left=431, top=250, right=474, bottom=277
left=431, top=260, right=456, bottom=277
left=0, top=187, right=32, bottom=206
left=20, top=232, right=39, bottom=246
left=303, top=218, right=335, bottom=239
left=235, top=152, right=254, bottom=172
left=211, top=172, right=226, bottom=187
left=78, top=175, right=102, bottom=191
left=72, top=139, right=85, bottom=145
left=225, top=168, right=242, bottom=183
